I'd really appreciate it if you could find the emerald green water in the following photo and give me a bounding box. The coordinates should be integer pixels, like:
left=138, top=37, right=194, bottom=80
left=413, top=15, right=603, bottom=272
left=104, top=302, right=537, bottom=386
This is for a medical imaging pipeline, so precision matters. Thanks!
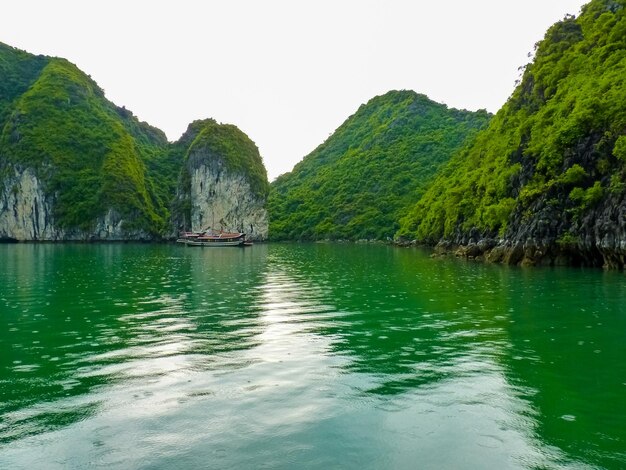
left=0, top=243, right=625, bottom=469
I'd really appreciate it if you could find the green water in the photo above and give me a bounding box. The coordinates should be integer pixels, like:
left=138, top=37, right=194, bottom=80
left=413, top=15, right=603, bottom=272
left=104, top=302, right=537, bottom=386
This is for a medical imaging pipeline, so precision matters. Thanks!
left=0, top=243, right=625, bottom=469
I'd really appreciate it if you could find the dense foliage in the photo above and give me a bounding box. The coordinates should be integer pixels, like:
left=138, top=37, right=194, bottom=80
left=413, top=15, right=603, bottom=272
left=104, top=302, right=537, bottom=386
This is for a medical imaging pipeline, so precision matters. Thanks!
left=185, top=119, right=269, bottom=199
left=0, top=43, right=49, bottom=125
left=0, top=51, right=169, bottom=233
left=0, top=42, right=268, bottom=236
left=268, top=91, right=490, bottom=240
left=398, top=0, right=626, bottom=242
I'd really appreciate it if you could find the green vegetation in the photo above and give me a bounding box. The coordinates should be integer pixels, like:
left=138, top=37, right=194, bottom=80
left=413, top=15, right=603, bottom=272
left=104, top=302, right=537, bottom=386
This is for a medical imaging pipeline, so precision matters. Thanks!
left=0, top=42, right=268, bottom=237
left=398, top=0, right=626, bottom=242
left=268, top=91, right=490, bottom=240
left=0, top=56, right=165, bottom=233
left=170, top=119, right=269, bottom=231
left=184, top=119, right=269, bottom=199
left=0, top=43, right=49, bottom=125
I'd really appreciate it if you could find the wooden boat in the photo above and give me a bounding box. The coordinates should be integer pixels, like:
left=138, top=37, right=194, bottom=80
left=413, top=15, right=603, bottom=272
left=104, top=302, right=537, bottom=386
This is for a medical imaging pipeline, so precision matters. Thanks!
left=176, top=230, right=247, bottom=247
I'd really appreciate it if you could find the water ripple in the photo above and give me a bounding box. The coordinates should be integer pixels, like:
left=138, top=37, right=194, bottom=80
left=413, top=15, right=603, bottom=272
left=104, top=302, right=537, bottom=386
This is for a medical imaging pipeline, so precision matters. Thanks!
left=0, top=244, right=624, bottom=469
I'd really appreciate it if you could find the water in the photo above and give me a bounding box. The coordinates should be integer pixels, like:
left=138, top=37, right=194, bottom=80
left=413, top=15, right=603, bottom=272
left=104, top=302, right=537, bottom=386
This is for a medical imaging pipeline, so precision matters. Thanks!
left=0, top=243, right=625, bottom=469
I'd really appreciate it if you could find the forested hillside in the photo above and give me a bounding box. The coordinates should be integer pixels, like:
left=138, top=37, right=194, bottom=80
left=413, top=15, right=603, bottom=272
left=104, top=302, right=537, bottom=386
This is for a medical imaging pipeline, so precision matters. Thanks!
left=398, top=0, right=626, bottom=268
left=268, top=91, right=490, bottom=240
left=0, top=42, right=268, bottom=240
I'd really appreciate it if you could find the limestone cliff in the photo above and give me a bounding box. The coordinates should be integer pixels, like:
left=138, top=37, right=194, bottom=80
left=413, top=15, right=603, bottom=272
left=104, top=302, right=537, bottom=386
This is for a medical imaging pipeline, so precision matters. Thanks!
left=188, top=160, right=268, bottom=240
left=0, top=167, right=59, bottom=240
left=0, top=42, right=269, bottom=242
left=172, top=120, right=269, bottom=241
left=0, top=166, right=154, bottom=241
left=398, top=0, right=626, bottom=268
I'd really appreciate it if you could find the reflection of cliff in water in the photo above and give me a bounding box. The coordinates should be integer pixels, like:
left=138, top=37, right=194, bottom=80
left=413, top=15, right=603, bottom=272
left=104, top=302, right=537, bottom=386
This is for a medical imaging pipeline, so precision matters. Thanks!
left=0, top=244, right=196, bottom=442
left=266, top=244, right=626, bottom=468
left=501, top=268, right=626, bottom=469
left=2, top=243, right=625, bottom=468
left=182, top=243, right=270, bottom=359
left=268, top=244, right=514, bottom=392
left=0, top=244, right=272, bottom=443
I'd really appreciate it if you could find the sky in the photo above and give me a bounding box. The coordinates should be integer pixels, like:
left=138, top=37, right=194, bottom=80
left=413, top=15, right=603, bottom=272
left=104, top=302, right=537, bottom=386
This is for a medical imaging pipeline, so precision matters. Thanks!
left=1, top=0, right=587, bottom=180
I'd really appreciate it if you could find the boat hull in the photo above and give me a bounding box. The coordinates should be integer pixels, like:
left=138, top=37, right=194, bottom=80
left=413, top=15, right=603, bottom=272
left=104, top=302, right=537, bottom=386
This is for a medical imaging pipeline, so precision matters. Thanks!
left=176, top=229, right=248, bottom=247
left=176, top=238, right=246, bottom=247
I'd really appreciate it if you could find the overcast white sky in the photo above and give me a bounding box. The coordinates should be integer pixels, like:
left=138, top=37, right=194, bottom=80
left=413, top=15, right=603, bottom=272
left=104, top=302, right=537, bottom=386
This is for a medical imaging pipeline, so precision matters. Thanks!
left=1, top=0, right=586, bottom=180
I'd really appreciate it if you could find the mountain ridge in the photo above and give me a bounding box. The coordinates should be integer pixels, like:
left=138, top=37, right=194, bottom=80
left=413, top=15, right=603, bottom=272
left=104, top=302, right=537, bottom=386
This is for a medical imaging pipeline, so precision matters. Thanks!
left=268, top=90, right=491, bottom=241
left=0, top=42, right=269, bottom=241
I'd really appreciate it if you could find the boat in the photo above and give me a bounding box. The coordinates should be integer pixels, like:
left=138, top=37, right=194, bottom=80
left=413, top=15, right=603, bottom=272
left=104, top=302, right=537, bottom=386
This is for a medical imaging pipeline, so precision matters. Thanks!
left=176, top=229, right=248, bottom=247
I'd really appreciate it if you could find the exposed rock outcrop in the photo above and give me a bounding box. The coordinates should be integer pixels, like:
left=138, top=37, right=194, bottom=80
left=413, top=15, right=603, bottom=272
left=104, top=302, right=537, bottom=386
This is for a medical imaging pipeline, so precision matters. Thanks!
left=396, top=1, right=626, bottom=269
left=0, top=43, right=269, bottom=243
left=0, top=167, right=60, bottom=240
left=0, top=166, right=156, bottom=241
left=188, top=159, right=268, bottom=241
left=171, top=120, right=269, bottom=241
left=423, top=189, right=626, bottom=269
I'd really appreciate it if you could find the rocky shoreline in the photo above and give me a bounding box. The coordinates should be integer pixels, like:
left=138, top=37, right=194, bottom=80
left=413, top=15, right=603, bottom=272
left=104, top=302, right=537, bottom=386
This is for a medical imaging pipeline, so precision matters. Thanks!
left=396, top=238, right=625, bottom=270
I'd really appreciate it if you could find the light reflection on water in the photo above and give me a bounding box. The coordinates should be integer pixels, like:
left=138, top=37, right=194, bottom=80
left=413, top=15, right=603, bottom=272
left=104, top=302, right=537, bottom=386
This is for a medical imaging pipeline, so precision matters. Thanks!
left=0, top=243, right=624, bottom=469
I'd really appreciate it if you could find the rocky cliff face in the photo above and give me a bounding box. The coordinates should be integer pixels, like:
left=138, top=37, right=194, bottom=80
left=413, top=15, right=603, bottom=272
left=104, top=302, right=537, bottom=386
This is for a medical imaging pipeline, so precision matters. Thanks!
left=398, top=1, right=626, bottom=269
left=429, top=190, right=626, bottom=269
left=171, top=120, right=270, bottom=241
left=0, top=166, right=155, bottom=241
left=0, top=43, right=269, bottom=242
left=188, top=159, right=268, bottom=241
left=0, top=142, right=269, bottom=243
left=425, top=122, right=626, bottom=269
left=0, top=167, right=60, bottom=240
